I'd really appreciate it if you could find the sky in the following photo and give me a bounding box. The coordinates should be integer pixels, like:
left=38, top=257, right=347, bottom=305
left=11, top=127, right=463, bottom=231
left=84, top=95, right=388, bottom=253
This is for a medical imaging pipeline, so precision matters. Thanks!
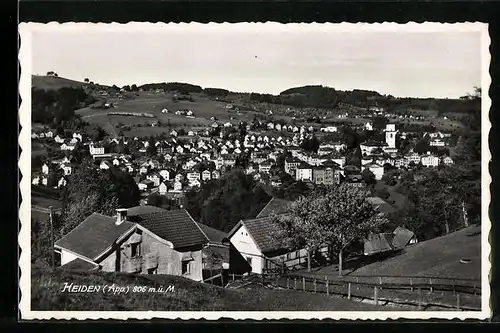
left=29, top=23, right=484, bottom=99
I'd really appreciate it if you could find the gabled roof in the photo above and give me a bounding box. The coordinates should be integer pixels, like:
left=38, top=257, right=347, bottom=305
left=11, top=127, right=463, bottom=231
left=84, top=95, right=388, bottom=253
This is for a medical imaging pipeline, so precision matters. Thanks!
left=256, top=197, right=291, bottom=218
left=195, top=222, right=228, bottom=245
left=229, top=216, right=284, bottom=254
left=366, top=197, right=396, bottom=215
left=392, top=226, right=415, bottom=249
left=127, top=205, right=166, bottom=217
left=364, top=233, right=395, bottom=255
left=55, top=212, right=136, bottom=260
left=59, top=257, right=99, bottom=272
left=133, top=210, right=208, bottom=249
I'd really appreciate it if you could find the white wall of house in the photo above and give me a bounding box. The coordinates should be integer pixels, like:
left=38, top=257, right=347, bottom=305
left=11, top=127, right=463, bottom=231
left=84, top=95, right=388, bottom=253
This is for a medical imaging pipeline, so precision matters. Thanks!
left=368, top=165, right=384, bottom=180
left=60, top=249, right=79, bottom=266
left=230, top=224, right=264, bottom=274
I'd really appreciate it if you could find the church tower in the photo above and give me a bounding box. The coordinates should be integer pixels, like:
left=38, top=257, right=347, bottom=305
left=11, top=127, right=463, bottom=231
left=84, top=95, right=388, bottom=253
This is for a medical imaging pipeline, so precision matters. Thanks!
left=385, top=124, right=397, bottom=148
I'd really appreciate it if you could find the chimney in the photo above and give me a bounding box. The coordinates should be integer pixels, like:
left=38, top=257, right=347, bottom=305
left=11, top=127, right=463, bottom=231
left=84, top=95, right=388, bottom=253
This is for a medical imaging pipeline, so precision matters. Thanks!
left=115, top=208, right=128, bottom=225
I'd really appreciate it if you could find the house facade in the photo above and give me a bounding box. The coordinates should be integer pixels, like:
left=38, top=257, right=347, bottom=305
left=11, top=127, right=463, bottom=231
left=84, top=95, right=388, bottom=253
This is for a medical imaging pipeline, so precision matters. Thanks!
left=228, top=216, right=313, bottom=274
left=55, top=208, right=208, bottom=281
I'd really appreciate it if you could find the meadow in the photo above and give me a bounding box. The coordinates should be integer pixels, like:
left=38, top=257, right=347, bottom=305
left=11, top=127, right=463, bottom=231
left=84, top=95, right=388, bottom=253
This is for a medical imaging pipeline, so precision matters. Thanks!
left=76, top=91, right=269, bottom=137
left=31, top=265, right=387, bottom=311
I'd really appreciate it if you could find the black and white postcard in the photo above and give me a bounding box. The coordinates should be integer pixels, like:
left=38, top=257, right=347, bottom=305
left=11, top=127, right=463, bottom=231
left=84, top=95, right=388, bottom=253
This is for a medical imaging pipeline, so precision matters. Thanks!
left=18, top=22, right=491, bottom=320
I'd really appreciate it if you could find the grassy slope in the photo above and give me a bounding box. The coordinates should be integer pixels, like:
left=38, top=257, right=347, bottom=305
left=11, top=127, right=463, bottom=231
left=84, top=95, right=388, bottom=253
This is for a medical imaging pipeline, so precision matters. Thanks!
left=352, top=225, right=482, bottom=280
left=76, top=91, right=271, bottom=137
left=32, top=75, right=87, bottom=90
left=304, top=225, right=481, bottom=282
left=31, top=267, right=385, bottom=311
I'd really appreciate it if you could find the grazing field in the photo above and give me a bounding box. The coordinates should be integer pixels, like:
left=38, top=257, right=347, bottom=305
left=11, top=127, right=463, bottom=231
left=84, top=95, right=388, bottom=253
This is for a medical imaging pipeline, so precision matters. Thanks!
left=31, top=187, right=63, bottom=221
left=76, top=91, right=286, bottom=137
left=32, top=266, right=387, bottom=311
left=351, top=224, right=481, bottom=280
left=306, top=225, right=481, bottom=281
left=395, top=118, right=464, bottom=132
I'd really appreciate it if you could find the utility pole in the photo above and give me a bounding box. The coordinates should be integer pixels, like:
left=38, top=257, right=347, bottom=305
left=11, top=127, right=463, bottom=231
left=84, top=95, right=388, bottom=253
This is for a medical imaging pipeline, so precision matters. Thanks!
left=462, top=201, right=469, bottom=227
left=49, top=206, right=55, bottom=269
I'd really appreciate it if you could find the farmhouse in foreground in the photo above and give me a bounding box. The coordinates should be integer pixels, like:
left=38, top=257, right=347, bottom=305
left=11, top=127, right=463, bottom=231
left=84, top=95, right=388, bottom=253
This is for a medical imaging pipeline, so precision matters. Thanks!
left=54, top=207, right=209, bottom=281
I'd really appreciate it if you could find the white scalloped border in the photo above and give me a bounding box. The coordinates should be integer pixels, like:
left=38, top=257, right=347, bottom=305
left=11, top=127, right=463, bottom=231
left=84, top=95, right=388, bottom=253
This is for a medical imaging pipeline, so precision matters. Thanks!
left=18, top=22, right=492, bottom=321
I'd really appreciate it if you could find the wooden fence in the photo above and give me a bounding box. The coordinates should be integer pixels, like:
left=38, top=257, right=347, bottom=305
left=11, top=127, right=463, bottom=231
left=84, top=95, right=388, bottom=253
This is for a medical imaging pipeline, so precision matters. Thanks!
left=264, top=273, right=481, bottom=311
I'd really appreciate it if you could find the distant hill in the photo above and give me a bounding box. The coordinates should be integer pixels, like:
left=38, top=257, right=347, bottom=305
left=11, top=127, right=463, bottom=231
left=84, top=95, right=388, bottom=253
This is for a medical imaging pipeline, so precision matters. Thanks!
left=32, top=75, right=88, bottom=90
left=32, top=75, right=109, bottom=91
left=32, top=75, right=479, bottom=117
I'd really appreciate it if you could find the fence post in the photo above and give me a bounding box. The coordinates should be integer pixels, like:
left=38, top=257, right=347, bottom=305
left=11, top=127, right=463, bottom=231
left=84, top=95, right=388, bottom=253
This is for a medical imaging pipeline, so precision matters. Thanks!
left=286, top=277, right=290, bottom=289
left=232, top=273, right=235, bottom=281
left=456, top=294, right=460, bottom=310
left=429, top=278, right=433, bottom=293
left=418, top=288, right=422, bottom=310
left=348, top=282, right=351, bottom=300
left=410, top=278, right=413, bottom=292
left=379, top=277, right=382, bottom=285
left=356, top=276, right=359, bottom=290
left=314, top=278, right=317, bottom=293
left=302, top=277, right=306, bottom=291
left=326, top=276, right=330, bottom=296
left=374, top=286, right=378, bottom=305
left=294, top=277, right=297, bottom=290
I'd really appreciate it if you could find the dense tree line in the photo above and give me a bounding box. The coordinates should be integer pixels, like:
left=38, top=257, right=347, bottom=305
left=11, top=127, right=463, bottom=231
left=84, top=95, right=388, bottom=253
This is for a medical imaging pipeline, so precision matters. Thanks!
left=203, top=88, right=230, bottom=97
left=244, top=84, right=483, bottom=116
left=138, top=82, right=203, bottom=94
left=185, top=168, right=272, bottom=232
left=32, top=87, right=96, bottom=125
left=396, top=164, right=480, bottom=241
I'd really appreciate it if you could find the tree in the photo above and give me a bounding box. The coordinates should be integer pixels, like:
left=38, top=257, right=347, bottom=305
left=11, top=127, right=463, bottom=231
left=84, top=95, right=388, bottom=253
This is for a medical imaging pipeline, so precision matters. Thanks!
left=60, top=159, right=140, bottom=234
left=60, top=192, right=118, bottom=236
left=271, top=185, right=389, bottom=275
left=147, top=193, right=163, bottom=207
left=146, top=138, right=158, bottom=156
left=300, top=135, right=320, bottom=153
left=414, top=139, right=430, bottom=154
left=398, top=165, right=479, bottom=241
left=84, top=78, right=90, bottom=83
left=361, top=168, right=376, bottom=187
left=185, top=169, right=271, bottom=232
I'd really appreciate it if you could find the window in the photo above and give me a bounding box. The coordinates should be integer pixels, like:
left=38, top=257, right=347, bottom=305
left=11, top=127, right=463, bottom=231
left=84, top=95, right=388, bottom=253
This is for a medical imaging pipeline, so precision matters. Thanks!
left=182, top=260, right=190, bottom=274
left=131, top=243, right=140, bottom=257
left=246, top=256, right=253, bottom=267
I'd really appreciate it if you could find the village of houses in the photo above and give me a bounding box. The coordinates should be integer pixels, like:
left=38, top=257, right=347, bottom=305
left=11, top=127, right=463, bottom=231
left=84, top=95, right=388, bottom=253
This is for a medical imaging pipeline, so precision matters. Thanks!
left=32, top=118, right=454, bottom=194
left=31, top=112, right=456, bottom=283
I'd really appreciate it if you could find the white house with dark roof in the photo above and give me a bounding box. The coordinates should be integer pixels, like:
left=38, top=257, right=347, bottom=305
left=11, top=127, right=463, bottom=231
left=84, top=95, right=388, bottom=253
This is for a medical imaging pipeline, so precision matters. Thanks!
left=228, top=215, right=309, bottom=275
left=159, top=182, right=168, bottom=195
left=366, top=163, right=384, bottom=180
